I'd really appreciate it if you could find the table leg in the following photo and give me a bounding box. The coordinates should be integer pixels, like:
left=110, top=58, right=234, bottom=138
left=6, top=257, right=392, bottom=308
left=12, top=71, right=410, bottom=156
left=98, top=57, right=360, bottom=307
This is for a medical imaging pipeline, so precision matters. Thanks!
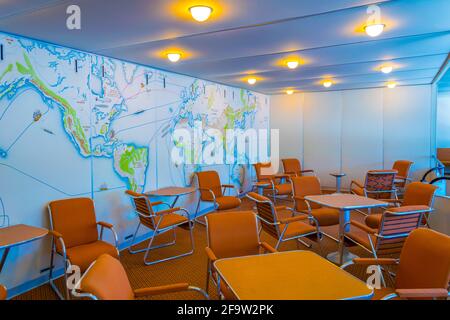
left=0, top=247, right=10, bottom=273
left=327, top=209, right=358, bottom=265
left=170, top=195, right=180, bottom=208
left=336, top=177, right=342, bottom=193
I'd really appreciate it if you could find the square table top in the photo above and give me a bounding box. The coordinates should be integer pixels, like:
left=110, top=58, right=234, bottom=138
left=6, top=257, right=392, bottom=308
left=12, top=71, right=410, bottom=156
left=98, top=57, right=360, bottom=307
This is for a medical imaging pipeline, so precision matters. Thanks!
left=304, top=193, right=388, bottom=210
left=0, top=224, right=48, bottom=249
left=145, top=186, right=196, bottom=197
left=214, top=251, right=373, bottom=300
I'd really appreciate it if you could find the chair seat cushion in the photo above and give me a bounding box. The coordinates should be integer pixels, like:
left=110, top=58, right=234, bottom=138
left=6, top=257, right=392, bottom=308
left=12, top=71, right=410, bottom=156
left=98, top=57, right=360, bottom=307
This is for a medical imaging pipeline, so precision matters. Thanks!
left=351, top=184, right=365, bottom=196
left=310, top=208, right=340, bottom=226
left=344, top=229, right=377, bottom=251
left=274, top=183, right=292, bottom=195
left=155, top=213, right=189, bottom=229
left=216, top=196, right=241, bottom=210
left=279, top=221, right=317, bottom=239
left=66, top=240, right=118, bottom=272
left=372, top=287, right=397, bottom=300
left=365, top=213, right=382, bottom=229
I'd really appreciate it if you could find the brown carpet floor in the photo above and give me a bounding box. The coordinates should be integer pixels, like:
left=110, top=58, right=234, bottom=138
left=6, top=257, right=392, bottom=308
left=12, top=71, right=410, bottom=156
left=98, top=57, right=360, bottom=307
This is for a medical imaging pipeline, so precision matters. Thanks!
left=15, top=197, right=382, bottom=300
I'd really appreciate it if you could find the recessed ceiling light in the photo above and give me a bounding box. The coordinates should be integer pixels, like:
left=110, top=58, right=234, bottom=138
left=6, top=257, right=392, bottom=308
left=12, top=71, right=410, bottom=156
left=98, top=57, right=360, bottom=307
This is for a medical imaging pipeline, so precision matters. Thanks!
left=364, top=23, right=385, bottom=37
left=381, top=66, right=393, bottom=74
left=247, top=78, right=257, bottom=85
left=387, top=81, right=397, bottom=89
left=189, top=5, right=213, bottom=22
left=286, top=90, right=294, bottom=95
left=167, top=53, right=181, bottom=62
left=323, top=80, right=333, bottom=88
left=286, top=61, right=299, bottom=69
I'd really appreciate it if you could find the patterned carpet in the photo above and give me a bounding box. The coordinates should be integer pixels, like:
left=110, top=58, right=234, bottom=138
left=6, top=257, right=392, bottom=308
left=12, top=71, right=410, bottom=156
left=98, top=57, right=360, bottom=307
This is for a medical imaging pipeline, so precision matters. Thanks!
left=15, top=197, right=379, bottom=300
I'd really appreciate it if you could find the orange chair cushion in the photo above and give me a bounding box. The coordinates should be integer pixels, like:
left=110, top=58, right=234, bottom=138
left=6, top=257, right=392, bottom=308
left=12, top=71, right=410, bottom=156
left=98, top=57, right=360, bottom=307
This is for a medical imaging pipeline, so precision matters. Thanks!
left=372, top=287, right=397, bottom=300
left=153, top=214, right=189, bottom=230
left=49, top=198, right=99, bottom=249
left=279, top=220, right=316, bottom=239
left=80, top=254, right=134, bottom=300
left=309, top=208, right=340, bottom=226
left=274, top=183, right=292, bottom=195
left=345, top=229, right=377, bottom=250
left=351, top=183, right=365, bottom=196
left=216, top=196, right=242, bottom=210
left=66, top=240, right=119, bottom=272
left=197, top=171, right=223, bottom=200
left=282, top=158, right=301, bottom=175
left=365, top=213, right=382, bottom=229
left=0, top=285, right=6, bottom=300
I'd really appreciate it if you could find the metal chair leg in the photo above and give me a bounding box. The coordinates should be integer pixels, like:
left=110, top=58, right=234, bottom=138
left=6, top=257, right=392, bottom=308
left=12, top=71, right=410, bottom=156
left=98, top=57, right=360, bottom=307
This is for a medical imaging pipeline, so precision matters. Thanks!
left=297, top=238, right=312, bottom=248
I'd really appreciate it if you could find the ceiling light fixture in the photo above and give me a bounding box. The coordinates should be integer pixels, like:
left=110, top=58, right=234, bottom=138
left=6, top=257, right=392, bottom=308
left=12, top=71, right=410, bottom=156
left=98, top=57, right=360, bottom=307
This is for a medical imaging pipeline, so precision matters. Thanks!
left=323, top=80, right=333, bottom=88
left=189, top=5, right=213, bottom=22
left=381, top=66, right=393, bottom=74
left=286, top=61, right=299, bottom=69
left=364, top=23, right=385, bottom=37
left=247, top=78, right=257, bottom=85
left=286, top=90, right=294, bottom=95
left=387, top=81, right=397, bottom=89
left=167, top=53, right=181, bottom=62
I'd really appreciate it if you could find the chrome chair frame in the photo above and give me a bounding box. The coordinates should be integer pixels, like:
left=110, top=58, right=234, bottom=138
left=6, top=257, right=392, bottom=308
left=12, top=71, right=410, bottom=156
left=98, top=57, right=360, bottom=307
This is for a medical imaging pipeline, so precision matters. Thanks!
left=47, top=199, right=119, bottom=300
left=127, top=193, right=194, bottom=265
left=246, top=193, right=322, bottom=250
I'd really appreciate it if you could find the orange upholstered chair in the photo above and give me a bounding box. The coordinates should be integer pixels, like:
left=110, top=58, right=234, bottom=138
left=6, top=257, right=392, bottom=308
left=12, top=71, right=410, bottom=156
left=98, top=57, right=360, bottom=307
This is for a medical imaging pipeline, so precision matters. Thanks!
left=365, top=182, right=438, bottom=229
left=246, top=192, right=321, bottom=250
left=0, top=285, right=6, bottom=300
left=281, top=158, right=315, bottom=177
left=342, top=228, right=450, bottom=300
left=344, top=206, right=431, bottom=286
left=73, top=254, right=208, bottom=300
left=437, top=148, right=450, bottom=167
left=195, top=171, right=241, bottom=223
left=291, top=176, right=340, bottom=231
left=48, top=198, right=119, bottom=300
left=392, top=160, right=413, bottom=191
left=205, top=211, right=277, bottom=299
left=125, top=190, right=194, bottom=265
left=253, top=162, right=292, bottom=202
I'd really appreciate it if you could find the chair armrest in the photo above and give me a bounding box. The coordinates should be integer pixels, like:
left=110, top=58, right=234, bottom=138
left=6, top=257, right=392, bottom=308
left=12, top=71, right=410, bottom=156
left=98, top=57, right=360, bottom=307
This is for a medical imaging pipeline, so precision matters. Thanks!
left=205, top=247, right=218, bottom=262
left=300, top=169, right=314, bottom=173
left=150, top=201, right=164, bottom=206
left=259, top=242, right=277, bottom=253
left=279, top=215, right=309, bottom=224
left=97, top=221, right=113, bottom=229
left=350, top=180, right=364, bottom=189
left=395, top=288, right=449, bottom=299
left=350, top=220, right=377, bottom=234
left=221, top=184, right=234, bottom=188
left=156, top=207, right=183, bottom=215
left=134, top=283, right=189, bottom=297
left=353, top=258, right=398, bottom=266
left=49, top=230, right=63, bottom=238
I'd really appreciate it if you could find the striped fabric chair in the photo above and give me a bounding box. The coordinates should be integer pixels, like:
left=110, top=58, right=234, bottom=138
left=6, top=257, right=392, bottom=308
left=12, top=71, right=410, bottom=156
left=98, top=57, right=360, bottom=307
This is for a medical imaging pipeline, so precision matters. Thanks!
left=343, top=205, right=431, bottom=286
left=246, top=192, right=321, bottom=250
left=125, top=190, right=194, bottom=265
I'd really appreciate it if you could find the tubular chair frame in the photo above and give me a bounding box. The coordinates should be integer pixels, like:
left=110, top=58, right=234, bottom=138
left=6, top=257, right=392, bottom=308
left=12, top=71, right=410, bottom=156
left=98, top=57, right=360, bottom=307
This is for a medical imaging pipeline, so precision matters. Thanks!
left=127, top=192, right=195, bottom=266
left=72, top=255, right=209, bottom=300
left=253, top=163, right=292, bottom=203
left=392, top=160, right=414, bottom=195
left=47, top=200, right=119, bottom=300
left=204, top=213, right=277, bottom=298
left=342, top=207, right=430, bottom=286
left=246, top=193, right=322, bottom=250
left=194, top=183, right=240, bottom=226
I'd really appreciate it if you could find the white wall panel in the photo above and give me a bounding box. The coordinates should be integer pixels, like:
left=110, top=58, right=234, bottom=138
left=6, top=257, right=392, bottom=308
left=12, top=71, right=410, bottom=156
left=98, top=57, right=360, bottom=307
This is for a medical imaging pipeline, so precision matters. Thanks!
left=341, top=88, right=383, bottom=188
left=303, top=92, right=342, bottom=187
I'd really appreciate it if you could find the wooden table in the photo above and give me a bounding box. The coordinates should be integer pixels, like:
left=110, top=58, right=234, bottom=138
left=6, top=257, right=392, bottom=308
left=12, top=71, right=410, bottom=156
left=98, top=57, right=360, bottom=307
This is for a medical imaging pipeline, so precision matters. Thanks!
left=214, top=251, right=373, bottom=300
left=304, top=194, right=387, bottom=265
left=145, top=186, right=196, bottom=208
left=0, top=224, right=48, bottom=273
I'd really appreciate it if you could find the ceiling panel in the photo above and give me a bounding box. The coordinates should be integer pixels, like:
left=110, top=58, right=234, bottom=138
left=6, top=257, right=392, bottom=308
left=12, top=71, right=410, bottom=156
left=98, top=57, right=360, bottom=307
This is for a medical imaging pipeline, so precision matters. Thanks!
left=0, top=0, right=448, bottom=94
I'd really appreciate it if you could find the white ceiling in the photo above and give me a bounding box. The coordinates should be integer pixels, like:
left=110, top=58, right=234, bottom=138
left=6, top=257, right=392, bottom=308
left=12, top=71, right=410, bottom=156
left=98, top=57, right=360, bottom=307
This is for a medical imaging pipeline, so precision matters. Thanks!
left=0, top=0, right=449, bottom=94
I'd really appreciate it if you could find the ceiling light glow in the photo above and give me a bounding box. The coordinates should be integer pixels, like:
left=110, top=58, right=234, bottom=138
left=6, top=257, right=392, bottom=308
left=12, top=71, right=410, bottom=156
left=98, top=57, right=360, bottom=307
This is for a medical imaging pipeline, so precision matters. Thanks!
left=167, top=53, right=181, bottom=62
left=323, top=80, right=333, bottom=88
left=189, top=5, right=213, bottom=22
left=286, top=90, right=294, bottom=95
left=247, top=78, right=257, bottom=85
left=387, top=81, right=397, bottom=89
left=381, top=66, right=393, bottom=74
left=364, top=23, right=385, bottom=37
left=286, top=61, right=299, bottom=69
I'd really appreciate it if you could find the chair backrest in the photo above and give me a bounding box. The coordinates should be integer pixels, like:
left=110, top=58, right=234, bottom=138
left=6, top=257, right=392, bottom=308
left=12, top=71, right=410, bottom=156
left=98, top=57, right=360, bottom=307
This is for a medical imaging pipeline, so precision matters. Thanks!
left=291, top=176, right=322, bottom=211
left=374, top=205, right=428, bottom=257
left=196, top=171, right=223, bottom=201
left=402, top=182, right=437, bottom=207
left=48, top=198, right=98, bottom=249
left=253, top=163, right=274, bottom=182
left=125, top=190, right=157, bottom=230
left=205, top=211, right=260, bottom=259
left=392, top=160, right=413, bottom=179
left=246, top=192, right=280, bottom=238
left=79, top=254, right=134, bottom=300
left=437, top=148, right=450, bottom=162
left=0, top=285, right=6, bottom=300
left=364, top=170, right=397, bottom=199
left=396, top=228, right=450, bottom=291
left=282, top=158, right=301, bottom=176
